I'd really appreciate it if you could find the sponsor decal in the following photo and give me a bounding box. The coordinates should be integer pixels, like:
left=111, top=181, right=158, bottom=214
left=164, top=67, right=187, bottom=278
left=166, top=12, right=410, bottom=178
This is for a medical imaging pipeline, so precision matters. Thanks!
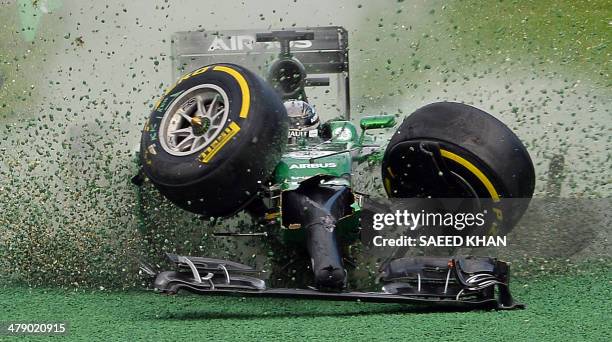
left=288, top=129, right=318, bottom=138
left=199, top=122, right=241, bottom=163
left=289, top=162, right=337, bottom=169
left=208, top=35, right=312, bottom=51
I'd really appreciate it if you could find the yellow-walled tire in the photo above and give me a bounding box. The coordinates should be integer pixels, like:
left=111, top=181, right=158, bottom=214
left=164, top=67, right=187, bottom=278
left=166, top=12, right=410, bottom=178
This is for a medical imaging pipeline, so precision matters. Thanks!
left=382, top=102, right=535, bottom=234
left=140, top=63, right=288, bottom=217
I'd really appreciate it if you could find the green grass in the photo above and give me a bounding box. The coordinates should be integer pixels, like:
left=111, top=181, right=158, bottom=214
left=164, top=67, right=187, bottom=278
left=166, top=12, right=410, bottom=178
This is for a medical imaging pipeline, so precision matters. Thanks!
left=2, top=269, right=610, bottom=341
left=446, top=0, right=611, bottom=80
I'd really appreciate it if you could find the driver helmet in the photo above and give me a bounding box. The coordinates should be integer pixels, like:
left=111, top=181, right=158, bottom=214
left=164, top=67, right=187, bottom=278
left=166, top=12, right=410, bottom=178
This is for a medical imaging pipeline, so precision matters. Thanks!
left=284, top=100, right=319, bottom=132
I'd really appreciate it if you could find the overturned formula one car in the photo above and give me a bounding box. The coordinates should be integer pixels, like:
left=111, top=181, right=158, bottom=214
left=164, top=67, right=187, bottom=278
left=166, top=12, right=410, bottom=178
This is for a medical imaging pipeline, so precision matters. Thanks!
left=134, top=27, right=535, bottom=309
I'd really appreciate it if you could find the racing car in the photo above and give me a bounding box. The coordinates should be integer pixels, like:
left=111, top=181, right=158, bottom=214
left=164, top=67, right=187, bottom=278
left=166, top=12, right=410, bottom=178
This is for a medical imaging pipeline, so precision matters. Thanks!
left=135, top=27, right=535, bottom=309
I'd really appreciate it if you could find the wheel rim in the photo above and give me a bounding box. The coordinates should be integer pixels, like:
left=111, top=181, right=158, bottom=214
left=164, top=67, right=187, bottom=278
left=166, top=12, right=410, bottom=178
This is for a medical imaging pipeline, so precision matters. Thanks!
left=159, top=84, right=230, bottom=156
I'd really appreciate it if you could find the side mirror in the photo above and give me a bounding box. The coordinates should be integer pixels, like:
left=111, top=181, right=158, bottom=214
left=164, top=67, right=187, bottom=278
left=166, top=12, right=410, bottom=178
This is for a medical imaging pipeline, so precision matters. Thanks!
left=359, top=115, right=396, bottom=130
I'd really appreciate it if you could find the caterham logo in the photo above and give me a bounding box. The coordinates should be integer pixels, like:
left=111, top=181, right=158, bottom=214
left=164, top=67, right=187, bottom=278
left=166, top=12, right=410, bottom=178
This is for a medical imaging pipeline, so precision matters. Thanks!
left=290, top=162, right=337, bottom=169
left=208, top=35, right=312, bottom=51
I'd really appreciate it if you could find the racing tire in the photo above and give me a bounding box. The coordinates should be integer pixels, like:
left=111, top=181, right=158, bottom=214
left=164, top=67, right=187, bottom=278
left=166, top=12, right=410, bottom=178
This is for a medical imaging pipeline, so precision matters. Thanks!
left=381, top=102, right=535, bottom=234
left=140, top=63, right=288, bottom=217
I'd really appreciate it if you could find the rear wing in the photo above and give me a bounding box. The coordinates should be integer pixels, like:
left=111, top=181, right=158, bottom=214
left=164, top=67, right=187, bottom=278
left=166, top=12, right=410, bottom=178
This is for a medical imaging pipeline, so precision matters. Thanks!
left=171, top=26, right=351, bottom=119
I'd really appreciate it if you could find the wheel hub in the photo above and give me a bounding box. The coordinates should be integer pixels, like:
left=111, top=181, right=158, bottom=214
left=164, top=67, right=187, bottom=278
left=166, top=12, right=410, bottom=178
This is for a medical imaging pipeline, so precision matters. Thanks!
left=191, top=116, right=211, bottom=136
left=159, top=84, right=230, bottom=156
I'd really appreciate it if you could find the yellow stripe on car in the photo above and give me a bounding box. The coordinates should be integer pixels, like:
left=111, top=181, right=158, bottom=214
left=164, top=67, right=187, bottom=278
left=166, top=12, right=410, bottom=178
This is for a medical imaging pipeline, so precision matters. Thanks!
left=213, top=65, right=251, bottom=118
left=199, top=122, right=241, bottom=163
left=440, top=149, right=500, bottom=201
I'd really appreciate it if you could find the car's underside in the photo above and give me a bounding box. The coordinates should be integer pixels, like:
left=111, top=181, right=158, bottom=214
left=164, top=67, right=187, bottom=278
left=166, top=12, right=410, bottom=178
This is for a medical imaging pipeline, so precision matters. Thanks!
left=135, top=27, right=535, bottom=310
